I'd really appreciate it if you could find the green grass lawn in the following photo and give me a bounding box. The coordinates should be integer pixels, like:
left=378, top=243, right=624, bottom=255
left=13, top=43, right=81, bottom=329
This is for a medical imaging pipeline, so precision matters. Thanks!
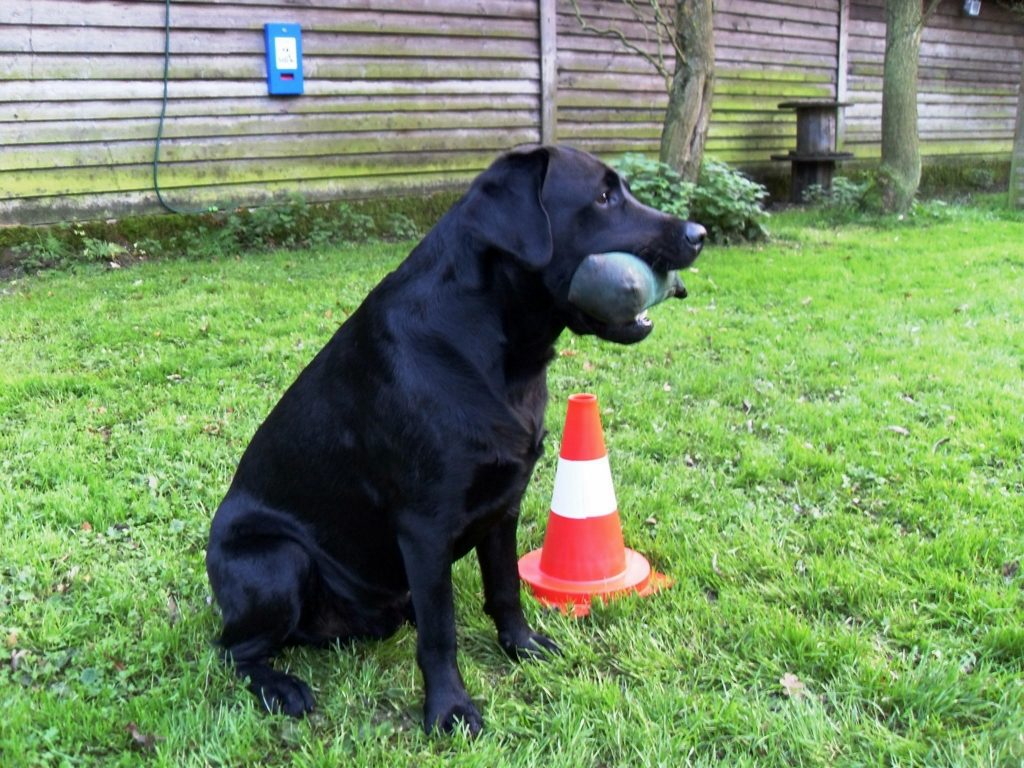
left=2, top=205, right=1023, bottom=766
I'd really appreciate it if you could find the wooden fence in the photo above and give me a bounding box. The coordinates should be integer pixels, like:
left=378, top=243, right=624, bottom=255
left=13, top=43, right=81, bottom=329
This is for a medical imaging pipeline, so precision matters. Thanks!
left=1, top=0, right=1022, bottom=225
left=0, top=0, right=544, bottom=224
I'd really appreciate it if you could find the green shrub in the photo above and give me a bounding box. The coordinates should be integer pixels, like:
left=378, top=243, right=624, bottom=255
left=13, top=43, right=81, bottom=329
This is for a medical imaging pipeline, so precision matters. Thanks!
left=613, top=154, right=769, bottom=243
left=8, top=229, right=75, bottom=271
left=222, top=197, right=377, bottom=252
left=225, top=194, right=314, bottom=250
left=612, top=153, right=693, bottom=219
left=964, top=167, right=996, bottom=190
left=803, top=176, right=872, bottom=223
left=4, top=225, right=136, bottom=272
left=690, top=159, right=769, bottom=243
left=325, top=203, right=377, bottom=243
left=380, top=212, right=421, bottom=241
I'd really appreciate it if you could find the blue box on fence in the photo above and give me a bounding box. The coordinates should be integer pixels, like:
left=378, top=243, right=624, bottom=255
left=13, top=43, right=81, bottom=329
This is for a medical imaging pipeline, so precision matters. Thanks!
left=264, top=23, right=304, bottom=96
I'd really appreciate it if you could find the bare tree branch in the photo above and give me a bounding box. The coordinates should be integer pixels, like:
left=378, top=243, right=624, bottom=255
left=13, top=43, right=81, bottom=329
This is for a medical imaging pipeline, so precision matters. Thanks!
left=647, top=0, right=686, bottom=61
left=568, top=0, right=680, bottom=88
left=568, top=0, right=716, bottom=180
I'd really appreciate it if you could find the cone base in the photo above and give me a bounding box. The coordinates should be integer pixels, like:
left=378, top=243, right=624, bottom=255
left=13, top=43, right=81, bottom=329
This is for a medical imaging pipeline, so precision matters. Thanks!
left=518, top=547, right=671, bottom=617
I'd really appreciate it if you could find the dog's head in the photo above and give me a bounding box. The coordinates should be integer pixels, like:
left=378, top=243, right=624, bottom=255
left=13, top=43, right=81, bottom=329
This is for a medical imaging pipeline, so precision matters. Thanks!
left=463, top=145, right=705, bottom=344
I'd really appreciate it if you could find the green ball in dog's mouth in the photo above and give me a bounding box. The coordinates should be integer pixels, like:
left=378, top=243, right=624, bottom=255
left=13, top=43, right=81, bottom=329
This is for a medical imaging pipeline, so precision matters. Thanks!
left=567, top=251, right=686, bottom=327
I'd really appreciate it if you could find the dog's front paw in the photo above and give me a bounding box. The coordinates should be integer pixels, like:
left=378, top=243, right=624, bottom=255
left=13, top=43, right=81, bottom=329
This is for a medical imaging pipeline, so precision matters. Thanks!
left=499, top=629, right=561, bottom=661
left=243, top=666, right=316, bottom=718
left=424, top=692, right=483, bottom=737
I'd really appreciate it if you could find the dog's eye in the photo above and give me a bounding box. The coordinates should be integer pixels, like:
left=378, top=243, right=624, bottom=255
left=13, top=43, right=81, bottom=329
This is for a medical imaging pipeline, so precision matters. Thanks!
left=596, top=190, right=612, bottom=206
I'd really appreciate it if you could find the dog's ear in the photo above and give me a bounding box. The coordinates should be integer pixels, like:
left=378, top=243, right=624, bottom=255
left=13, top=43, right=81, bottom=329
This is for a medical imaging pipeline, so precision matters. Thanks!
left=462, top=147, right=553, bottom=270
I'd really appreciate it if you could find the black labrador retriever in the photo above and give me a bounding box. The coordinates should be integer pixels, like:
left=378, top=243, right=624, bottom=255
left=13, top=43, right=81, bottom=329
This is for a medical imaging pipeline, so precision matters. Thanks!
left=206, top=145, right=705, bottom=735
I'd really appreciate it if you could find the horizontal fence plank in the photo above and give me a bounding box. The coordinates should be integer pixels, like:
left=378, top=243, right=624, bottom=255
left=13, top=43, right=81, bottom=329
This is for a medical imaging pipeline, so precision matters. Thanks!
left=0, top=54, right=541, bottom=82
left=0, top=12, right=540, bottom=45
left=717, top=48, right=837, bottom=71
left=849, top=60, right=1023, bottom=83
left=0, top=27, right=541, bottom=58
left=844, top=91, right=1019, bottom=106
left=1, top=126, right=542, bottom=174
left=717, top=30, right=838, bottom=57
left=842, top=139, right=1014, bottom=156
left=0, top=94, right=540, bottom=123
left=0, top=0, right=540, bottom=25
left=1, top=78, right=540, bottom=104
left=714, top=12, right=838, bottom=44
left=0, top=110, right=540, bottom=146
left=725, top=0, right=839, bottom=26
left=1, top=148, right=520, bottom=200
left=848, top=79, right=1019, bottom=98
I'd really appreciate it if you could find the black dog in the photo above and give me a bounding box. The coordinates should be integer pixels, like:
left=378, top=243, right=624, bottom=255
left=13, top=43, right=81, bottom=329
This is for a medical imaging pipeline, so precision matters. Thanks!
left=206, top=145, right=705, bottom=735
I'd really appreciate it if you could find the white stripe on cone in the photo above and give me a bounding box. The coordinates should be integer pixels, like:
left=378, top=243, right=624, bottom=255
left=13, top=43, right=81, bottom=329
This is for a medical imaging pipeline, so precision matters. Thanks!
left=549, top=455, right=618, bottom=520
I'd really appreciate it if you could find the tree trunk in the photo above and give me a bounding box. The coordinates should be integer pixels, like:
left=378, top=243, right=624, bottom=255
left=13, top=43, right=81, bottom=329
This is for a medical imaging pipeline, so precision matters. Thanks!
left=879, top=0, right=932, bottom=213
left=659, top=0, right=715, bottom=184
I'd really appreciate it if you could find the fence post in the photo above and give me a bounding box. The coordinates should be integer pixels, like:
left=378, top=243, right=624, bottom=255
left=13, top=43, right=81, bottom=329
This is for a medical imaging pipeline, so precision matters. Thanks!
left=539, top=0, right=558, bottom=145
left=1011, top=60, right=1024, bottom=209
left=836, top=0, right=850, bottom=149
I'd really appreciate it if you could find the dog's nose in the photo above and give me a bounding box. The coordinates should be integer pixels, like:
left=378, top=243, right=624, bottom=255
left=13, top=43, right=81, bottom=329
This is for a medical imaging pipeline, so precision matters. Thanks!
left=685, top=222, right=707, bottom=252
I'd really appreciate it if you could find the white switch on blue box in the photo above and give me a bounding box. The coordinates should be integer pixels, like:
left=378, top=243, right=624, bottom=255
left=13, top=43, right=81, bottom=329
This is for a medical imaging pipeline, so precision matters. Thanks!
left=264, top=23, right=304, bottom=96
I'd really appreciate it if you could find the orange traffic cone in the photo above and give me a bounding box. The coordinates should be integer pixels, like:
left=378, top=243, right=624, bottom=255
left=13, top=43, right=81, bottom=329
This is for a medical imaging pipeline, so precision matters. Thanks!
left=518, top=393, right=670, bottom=616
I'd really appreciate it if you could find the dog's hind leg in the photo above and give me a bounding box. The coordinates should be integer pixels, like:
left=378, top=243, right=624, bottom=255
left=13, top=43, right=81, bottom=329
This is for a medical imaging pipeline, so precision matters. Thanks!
left=207, top=508, right=317, bottom=717
left=222, top=629, right=316, bottom=717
